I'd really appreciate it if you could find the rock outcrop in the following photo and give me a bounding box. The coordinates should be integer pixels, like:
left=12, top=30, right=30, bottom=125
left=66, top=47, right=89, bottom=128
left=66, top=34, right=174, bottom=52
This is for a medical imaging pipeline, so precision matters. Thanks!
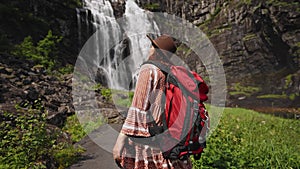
left=0, top=54, right=125, bottom=127
left=0, top=54, right=74, bottom=127
left=138, top=0, right=299, bottom=80
left=136, top=0, right=300, bottom=110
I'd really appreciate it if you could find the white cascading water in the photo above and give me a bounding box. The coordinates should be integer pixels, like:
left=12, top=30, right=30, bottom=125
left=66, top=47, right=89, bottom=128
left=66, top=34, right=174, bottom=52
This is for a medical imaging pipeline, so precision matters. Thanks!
left=77, top=0, right=160, bottom=90
left=122, top=0, right=160, bottom=70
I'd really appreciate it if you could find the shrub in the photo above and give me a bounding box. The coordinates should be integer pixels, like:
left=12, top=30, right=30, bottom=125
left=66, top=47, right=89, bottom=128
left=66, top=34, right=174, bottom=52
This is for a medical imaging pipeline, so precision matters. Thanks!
left=0, top=111, right=57, bottom=168
left=53, top=143, right=85, bottom=169
left=12, top=30, right=62, bottom=71
left=229, top=83, right=260, bottom=96
left=0, top=108, right=85, bottom=168
left=62, top=115, right=86, bottom=143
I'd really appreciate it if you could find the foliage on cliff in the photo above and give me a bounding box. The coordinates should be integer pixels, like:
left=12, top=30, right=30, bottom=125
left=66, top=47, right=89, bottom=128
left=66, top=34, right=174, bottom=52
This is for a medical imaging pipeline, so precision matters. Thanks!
left=0, top=0, right=81, bottom=64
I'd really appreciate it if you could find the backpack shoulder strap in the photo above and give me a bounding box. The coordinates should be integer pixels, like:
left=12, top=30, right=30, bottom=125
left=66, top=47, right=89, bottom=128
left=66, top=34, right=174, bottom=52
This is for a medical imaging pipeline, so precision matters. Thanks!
left=142, top=60, right=170, bottom=135
left=142, top=60, right=171, bottom=74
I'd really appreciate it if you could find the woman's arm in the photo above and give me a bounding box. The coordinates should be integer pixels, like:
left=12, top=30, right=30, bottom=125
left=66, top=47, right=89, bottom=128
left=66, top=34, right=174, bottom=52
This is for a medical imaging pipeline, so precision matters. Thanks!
left=113, top=133, right=127, bottom=166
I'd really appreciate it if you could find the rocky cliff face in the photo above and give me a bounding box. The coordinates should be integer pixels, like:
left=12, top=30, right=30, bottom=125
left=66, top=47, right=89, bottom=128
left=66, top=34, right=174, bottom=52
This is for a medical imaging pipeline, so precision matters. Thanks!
left=138, top=0, right=299, bottom=81
left=0, top=54, right=125, bottom=126
left=136, top=0, right=300, bottom=110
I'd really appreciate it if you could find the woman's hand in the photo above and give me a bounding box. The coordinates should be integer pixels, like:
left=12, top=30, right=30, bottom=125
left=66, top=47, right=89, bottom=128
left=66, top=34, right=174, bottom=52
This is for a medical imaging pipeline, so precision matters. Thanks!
left=113, top=133, right=127, bottom=168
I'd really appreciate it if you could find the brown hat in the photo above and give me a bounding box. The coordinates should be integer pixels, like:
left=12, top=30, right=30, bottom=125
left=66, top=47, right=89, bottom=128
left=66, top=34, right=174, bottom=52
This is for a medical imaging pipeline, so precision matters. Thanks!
left=147, top=34, right=177, bottom=53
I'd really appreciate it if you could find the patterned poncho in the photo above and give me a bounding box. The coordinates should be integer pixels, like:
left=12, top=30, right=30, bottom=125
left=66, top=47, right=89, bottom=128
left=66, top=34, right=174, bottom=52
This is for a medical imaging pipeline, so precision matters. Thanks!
left=120, top=64, right=192, bottom=169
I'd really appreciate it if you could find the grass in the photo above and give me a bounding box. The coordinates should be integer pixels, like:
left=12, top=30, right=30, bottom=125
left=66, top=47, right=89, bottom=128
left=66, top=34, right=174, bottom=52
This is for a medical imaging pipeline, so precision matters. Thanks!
left=62, top=115, right=87, bottom=143
left=192, top=107, right=300, bottom=168
left=256, top=94, right=287, bottom=99
left=100, top=86, right=134, bottom=108
left=229, top=83, right=260, bottom=97
left=257, top=93, right=299, bottom=101
left=61, top=102, right=300, bottom=168
left=63, top=86, right=299, bottom=169
left=83, top=83, right=134, bottom=107
left=53, top=143, right=85, bottom=169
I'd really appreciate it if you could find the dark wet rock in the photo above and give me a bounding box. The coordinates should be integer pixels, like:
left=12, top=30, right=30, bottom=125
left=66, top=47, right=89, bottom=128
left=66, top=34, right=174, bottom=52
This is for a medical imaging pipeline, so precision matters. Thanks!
left=22, top=78, right=31, bottom=85
left=0, top=67, right=8, bottom=74
left=45, top=102, right=59, bottom=112
left=101, top=108, right=126, bottom=124
left=5, top=68, right=13, bottom=74
left=47, top=111, right=67, bottom=128
left=111, top=0, right=126, bottom=18
left=26, top=87, right=39, bottom=101
left=0, top=54, right=75, bottom=127
left=44, top=88, right=56, bottom=95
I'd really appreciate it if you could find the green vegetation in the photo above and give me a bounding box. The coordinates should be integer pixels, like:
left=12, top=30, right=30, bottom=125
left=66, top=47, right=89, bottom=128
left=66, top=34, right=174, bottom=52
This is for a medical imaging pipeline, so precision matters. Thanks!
left=237, top=0, right=253, bottom=7
left=257, top=94, right=287, bottom=99
left=288, top=93, right=298, bottom=101
left=240, top=0, right=252, bottom=5
left=58, top=64, right=74, bottom=74
left=0, top=0, right=83, bottom=54
left=53, top=143, right=85, bottom=169
left=80, top=114, right=106, bottom=134
left=176, top=44, right=191, bottom=54
left=144, top=3, right=160, bottom=11
left=112, top=90, right=134, bottom=108
left=209, top=25, right=232, bottom=38
left=0, top=111, right=55, bottom=168
left=101, top=88, right=113, bottom=101
left=192, top=107, right=300, bottom=168
left=62, top=115, right=86, bottom=143
left=229, top=83, right=260, bottom=96
left=284, top=74, right=293, bottom=89
left=242, top=33, right=257, bottom=41
left=197, top=4, right=233, bottom=37
left=89, top=83, right=134, bottom=107
left=198, top=4, right=222, bottom=29
left=257, top=93, right=299, bottom=101
left=255, top=73, right=299, bottom=101
left=12, top=30, right=62, bottom=71
left=0, top=109, right=83, bottom=169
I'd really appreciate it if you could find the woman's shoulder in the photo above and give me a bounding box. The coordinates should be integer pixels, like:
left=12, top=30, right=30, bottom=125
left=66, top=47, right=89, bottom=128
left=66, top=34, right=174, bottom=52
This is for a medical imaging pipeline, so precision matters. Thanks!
left=140, top=63, right=162, bottom=73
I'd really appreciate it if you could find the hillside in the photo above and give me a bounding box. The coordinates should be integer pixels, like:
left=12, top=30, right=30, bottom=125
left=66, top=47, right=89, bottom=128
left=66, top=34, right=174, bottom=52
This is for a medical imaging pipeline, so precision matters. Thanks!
left=135, top=0, right=300, bottom=113
left=0, top=0, right=299, bottom=168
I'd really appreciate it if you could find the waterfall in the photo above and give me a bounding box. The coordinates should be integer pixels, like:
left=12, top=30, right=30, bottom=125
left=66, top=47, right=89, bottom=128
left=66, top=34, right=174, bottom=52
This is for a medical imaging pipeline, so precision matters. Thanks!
left=76, top=0, right=160, bottom=90
left=123, top=0, right=160, bottom=74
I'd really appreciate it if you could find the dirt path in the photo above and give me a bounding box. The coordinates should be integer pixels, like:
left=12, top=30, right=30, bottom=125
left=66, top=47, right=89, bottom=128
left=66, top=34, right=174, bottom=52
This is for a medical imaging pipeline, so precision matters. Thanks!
left=69, top=124, right=122, bottom=169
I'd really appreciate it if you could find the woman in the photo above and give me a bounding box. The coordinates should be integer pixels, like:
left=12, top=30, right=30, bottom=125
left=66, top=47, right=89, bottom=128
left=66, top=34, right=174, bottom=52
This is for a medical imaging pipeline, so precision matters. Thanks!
left=113, top=34, right=193, bottom=169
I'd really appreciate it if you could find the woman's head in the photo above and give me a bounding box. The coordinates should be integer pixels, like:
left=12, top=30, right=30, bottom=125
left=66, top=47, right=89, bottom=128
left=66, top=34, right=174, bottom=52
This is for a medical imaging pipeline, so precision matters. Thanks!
left=147, top=34, right=177, bottom=62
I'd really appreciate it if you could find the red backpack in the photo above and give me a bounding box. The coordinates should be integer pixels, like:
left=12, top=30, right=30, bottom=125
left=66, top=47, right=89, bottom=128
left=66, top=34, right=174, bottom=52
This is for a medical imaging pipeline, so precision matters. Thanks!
left=144, top=60, right=210, bottom=161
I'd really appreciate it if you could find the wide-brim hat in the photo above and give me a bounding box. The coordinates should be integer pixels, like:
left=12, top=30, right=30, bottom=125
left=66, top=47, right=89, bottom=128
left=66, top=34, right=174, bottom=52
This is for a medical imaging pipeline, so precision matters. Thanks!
left=147, top=34, right=177, bottom=54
